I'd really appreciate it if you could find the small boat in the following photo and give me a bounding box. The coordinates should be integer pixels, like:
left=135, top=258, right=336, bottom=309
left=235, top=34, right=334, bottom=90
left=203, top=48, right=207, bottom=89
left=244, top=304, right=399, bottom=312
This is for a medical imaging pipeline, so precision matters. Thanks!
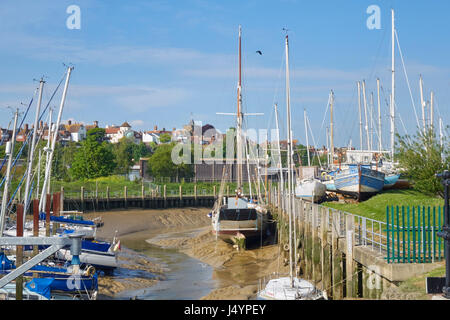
left=0, top=282, right=49, bottom=300
left=334, top=164, right=385, bottom=200
left=258, top=276, right=325, bottom=300
left=383, top=173, right=401, bottom=189
left=295, top=178, right=326, bottom=202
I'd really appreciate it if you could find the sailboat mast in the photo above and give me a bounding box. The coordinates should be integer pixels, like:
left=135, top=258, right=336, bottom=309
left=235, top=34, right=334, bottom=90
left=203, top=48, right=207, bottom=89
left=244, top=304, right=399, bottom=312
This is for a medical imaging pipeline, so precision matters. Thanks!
left=330, top=90, right=334, bottom=167
left=285, top=34, right=294, bottom=285
left=0, top=109, right=19, bottom=237
left=390, top=8, right=396, bottom=161
left=430, top=91, right=434, bottom=133
left=304, top=109, right=310, bottom=167
left=357, top=81, right=363, bottom=150
left=377, top=78, right=382, bottom=152
left=236, top=25, right=243, bottom=190
left=420, top=75, right=426, bottom=135
left=362, top=80, right=370, bottom=150
left=274, top=104, right=285, bottom=200
left=39, top=66, right=73, bottom=211
left=23, top=79, right=45, bottom=223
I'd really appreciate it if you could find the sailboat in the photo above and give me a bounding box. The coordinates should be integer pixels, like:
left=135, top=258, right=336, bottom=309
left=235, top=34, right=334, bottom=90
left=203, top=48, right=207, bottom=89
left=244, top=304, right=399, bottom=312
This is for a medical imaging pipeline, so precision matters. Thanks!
left=210, top=26, right=269, bottom=242
left=258, top=33, right=324, bottom=300
left=295, top=109, right=326, bottom=202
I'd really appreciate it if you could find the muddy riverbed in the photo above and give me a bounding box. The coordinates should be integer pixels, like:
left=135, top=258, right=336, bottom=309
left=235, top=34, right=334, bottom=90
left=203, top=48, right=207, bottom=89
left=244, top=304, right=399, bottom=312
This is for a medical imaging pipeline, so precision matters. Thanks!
left=85, top=208, right=286, bottom=300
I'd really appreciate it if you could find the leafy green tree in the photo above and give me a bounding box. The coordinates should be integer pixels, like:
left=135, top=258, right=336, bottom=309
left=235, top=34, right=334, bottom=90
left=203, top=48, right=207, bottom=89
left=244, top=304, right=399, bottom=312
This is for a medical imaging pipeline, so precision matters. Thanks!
left=52, top=141, right=78, bottom=181
left=159, top=133, right=172, bottom=144
left=396, top=128, right=449, bottom=197
left=149, top=143, right=192, bottom=179
left=132, top=142, right=151, bottom=161
left=70, top=128, right=116, bottom=179
left=111, top=137, right=134, bottom=175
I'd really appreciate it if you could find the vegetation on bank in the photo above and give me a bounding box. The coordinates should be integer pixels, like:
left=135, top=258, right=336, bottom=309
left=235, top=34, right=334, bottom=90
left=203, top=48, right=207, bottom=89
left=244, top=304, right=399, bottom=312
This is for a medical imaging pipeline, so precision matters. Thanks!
left=323, top=189, right=444, bottom=222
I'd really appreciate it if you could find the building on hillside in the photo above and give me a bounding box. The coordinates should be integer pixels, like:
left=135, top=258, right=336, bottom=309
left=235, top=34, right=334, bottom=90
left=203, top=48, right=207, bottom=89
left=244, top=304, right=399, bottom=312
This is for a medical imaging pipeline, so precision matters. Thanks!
left=105, top=121, right=138, bottom=143
left=64, top=120, right=86, bottom=142
left=143, top=125, right=173, bottom=144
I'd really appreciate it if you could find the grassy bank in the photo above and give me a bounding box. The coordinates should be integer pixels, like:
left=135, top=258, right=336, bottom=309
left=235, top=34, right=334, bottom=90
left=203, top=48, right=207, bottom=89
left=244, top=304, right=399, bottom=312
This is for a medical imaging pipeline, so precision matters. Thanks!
left=322, top=189, right=444, bottom=222
left=50, top=176, right=257, bottom=199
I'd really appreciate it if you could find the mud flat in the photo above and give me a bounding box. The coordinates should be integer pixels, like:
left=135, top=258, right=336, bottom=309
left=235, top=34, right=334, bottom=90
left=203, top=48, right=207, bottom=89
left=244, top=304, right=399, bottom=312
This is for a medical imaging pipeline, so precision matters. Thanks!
left=85, top=208, right=285, bottom=299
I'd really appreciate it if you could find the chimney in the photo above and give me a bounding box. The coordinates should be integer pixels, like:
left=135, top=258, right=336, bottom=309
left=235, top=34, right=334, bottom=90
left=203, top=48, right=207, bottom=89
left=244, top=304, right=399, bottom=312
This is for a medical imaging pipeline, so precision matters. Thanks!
left=154, top=125, right=158, bottom=131
left=94, top=120, right=98, bottom=127
left=68, top=120, right=72, bottom=125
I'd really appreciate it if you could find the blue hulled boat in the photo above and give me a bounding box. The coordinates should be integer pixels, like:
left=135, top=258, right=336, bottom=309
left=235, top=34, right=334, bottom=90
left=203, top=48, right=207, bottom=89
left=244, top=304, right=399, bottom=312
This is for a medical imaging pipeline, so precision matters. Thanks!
left=334, top=164, right=385, bottom=200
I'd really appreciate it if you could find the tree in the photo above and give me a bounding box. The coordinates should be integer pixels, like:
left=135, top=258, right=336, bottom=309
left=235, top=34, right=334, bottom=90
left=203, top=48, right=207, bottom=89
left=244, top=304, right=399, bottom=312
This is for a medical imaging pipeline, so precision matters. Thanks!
left=159, top=133, right=172, bottom=144
left=112, top=137, right=134, bottom=175
left=52, top=141, right=78, bottom=181
left=396, top=128, right=449, bottom=197
left=70, top=128, right=116, bottom=179
left=149, top=143, right=192, bottom=179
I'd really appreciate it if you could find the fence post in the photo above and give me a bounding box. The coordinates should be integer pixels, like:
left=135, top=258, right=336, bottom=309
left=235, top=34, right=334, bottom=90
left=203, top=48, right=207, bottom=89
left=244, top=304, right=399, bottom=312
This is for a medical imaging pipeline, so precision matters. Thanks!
left=332, top=211, right=343, bottom=300
left=179, top=184, right=183, bottom=202
left=345, top=214, right=355, bottom=298
left=45, top=194, right=51, bottom=237
left=124, top=186, right=128, bottom=209
left=106, top=186, right=110, bottom=210
left=163, top=185, right=167, bottom=208
left=60, top=186, right=65, bottom=213
left=213, top=185, right=216, bottom=198
left=321, top=207, right=331, bottom=296
left=142, top=184, right=145, bottom=209
left=16, top=204, right=24, bottom=300
left=386, top=206, right=390, bottom=263
left=80, top=186, right=85, bottom=213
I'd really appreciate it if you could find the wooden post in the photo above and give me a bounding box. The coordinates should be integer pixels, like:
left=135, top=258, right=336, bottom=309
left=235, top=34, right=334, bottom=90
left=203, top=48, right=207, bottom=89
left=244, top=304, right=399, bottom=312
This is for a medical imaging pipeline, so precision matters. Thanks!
left=321, top=207, right=331, bottom=297
left=304, top=202, right=312, bottom=279
left=45, top=194, right=51, bottom=237
left=124, top=186, right=128, bottom=209
left=80, top=186, right=85, bottom=213
left=346, top=214, right=355, bottom=298
left=332, top=210, right=343, bottom=300
left=227, top=185, right=229, bottom=197
left=52, top=192, right=61, bottom=236
left=106, top=186, right=110, bottom=210
left=163, top=185, right=167, bottom=208
left=311, top=203, right=320, bottom=282
left=298, top=200, right=306, bottom=276
left=60, top=186, right=64, bottom=213
left=213, top=185, right=216, bottom=198
left=194, top=184, right=197, bottom=202
left=142, top=184, right=145, bottom=208
left=16, top=204, right=24, bottom=300
left=32, top=199, right=40, bottom=256
left=179, top=184, right=182, bottom=200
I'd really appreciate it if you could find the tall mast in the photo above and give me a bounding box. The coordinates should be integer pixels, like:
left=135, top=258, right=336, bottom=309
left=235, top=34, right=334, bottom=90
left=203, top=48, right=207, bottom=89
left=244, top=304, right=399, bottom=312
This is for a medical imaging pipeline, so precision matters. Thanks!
left=419, top=75, right=426, bottom=135
left=274, top=104, right=285, bottom=200
left=330, top=90, right=334, bottom=166
left=377, top=78, right=382, bottom=152
left=236, top=25, right=243, bottom=190
left=362, top=80, right=370, bottom=150
left=370, top=92, right=374, bottom=151
left=357, top=81, right=363, bottom=150
left=326, top=126, right=330, bottom=167
left=430, top=91, right=434, bottom=133
left=39, top=67, right=73, bottom=211
left=23, top=79, right=45, bottom=223
left=390, top=8, right=396, bottom=161
left=304, top=109, right=310, bottom=167
left=0, top=109, right=19, bottom=236
left=285, top=34, right=294, bottom=286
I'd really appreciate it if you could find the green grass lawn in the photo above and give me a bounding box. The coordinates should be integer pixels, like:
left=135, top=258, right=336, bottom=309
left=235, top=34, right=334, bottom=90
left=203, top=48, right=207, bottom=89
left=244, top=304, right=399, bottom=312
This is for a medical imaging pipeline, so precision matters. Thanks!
left=323, top=189, right=444, bottom=222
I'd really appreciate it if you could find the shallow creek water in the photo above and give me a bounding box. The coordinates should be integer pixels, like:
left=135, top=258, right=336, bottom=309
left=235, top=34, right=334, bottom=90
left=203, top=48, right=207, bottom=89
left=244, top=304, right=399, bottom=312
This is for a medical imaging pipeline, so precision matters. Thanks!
left=114, top=232, right=217, bottom=300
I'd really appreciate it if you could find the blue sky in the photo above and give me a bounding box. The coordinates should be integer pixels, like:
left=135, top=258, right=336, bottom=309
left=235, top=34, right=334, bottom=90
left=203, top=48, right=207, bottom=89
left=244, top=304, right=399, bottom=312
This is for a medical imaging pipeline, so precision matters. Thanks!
left=0, top=0, right=448, bottom=149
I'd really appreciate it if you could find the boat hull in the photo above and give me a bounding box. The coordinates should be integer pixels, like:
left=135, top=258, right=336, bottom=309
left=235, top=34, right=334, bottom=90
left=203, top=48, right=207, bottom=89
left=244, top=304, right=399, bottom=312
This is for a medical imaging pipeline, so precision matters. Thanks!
left=335, top=166, right=385, bottom=200
left=295, top=179, right=327, bottom=202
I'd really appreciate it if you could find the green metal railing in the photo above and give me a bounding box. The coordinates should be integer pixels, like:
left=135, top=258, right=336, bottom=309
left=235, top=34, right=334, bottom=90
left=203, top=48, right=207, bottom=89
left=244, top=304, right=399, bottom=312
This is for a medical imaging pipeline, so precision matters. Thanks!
left=386, top=205, right=444, bottom=263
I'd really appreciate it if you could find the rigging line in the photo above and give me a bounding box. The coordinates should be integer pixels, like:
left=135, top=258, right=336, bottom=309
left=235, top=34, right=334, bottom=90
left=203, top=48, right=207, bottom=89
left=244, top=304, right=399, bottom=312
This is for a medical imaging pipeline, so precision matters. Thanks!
left=395, top=29, right=421, bottom=130
left=306, top=114, right=322, bottom=168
